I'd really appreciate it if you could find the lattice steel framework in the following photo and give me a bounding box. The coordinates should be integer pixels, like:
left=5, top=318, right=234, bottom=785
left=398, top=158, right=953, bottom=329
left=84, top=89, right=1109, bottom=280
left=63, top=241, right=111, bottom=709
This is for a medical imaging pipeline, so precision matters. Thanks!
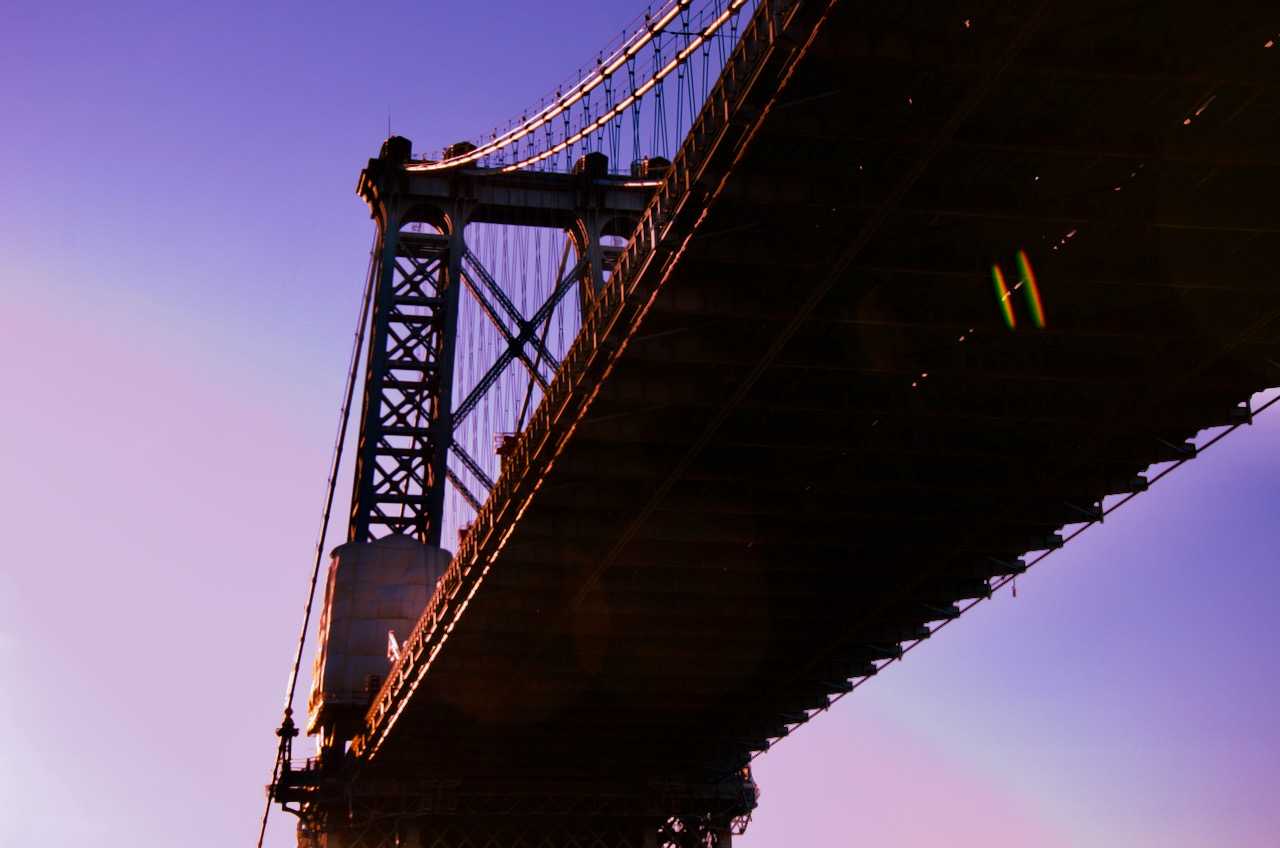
left=348, top=226, right=459, bottom=544
left=298, top=817, right=745, bottom=848
left=347, top=141, right=650, bottom=545
left=281, top=773, right=756, bottom=848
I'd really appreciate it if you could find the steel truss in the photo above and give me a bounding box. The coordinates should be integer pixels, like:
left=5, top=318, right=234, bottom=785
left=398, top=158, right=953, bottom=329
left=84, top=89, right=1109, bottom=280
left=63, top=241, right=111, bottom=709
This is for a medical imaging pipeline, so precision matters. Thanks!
left=348, top=230, right=457, bottom=543
left=347, top=140, right=652, bottom=545
left=284, top=772, right=755, bottom=848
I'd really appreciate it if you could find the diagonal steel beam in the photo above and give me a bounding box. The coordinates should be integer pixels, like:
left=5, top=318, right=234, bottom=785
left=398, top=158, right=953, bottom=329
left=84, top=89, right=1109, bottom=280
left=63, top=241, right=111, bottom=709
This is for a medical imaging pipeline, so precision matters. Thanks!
left=445, top=467, right=485, bottom=513
left=458, top=269, right=550, bottom=392
left=451, top=438, right=496, bottom=491
left=450, top=256, right=589, bottom=430
left=452, top=347, right=520, bottom=430
left=463, top=251, right=560, bottom=366
left=528, top=257, right=588, bottom=338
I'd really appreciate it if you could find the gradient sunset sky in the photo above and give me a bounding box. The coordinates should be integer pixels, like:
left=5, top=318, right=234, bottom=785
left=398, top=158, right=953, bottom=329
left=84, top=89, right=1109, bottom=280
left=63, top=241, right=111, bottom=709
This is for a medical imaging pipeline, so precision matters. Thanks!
left=2, top=2, right=1277, bottom=846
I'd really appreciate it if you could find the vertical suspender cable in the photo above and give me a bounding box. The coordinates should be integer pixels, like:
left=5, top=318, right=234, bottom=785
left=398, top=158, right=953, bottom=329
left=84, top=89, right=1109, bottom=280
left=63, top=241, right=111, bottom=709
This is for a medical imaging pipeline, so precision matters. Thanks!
left=651, top=28, right=666, bottom=157
left=628, top=54, right=641, bottom=163
left=256, top=233, right=380, bottom=848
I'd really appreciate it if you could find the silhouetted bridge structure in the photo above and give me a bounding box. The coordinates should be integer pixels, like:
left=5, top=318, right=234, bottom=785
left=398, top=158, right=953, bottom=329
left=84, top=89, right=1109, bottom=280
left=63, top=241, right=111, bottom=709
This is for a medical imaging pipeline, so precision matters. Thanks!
left=267, top=1, right=1280, bottom=845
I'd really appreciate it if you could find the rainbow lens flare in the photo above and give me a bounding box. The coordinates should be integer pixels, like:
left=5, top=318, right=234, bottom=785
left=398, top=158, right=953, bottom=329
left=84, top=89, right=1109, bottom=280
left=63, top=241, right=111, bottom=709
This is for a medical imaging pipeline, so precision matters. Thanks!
left=1016, top=249, right=1045, bottom=328
left=992, top=263, right=1016, bottom=329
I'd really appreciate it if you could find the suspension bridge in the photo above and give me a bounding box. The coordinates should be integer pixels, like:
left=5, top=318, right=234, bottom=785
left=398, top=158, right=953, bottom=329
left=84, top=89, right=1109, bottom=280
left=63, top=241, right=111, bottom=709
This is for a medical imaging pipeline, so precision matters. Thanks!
left=262, top=0, right=1280, bottom=845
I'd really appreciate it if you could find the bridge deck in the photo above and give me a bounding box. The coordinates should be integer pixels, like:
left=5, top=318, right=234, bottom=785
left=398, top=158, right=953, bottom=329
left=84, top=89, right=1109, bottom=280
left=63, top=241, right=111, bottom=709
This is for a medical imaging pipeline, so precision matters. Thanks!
left=356, top=0, right=1279, bottom=784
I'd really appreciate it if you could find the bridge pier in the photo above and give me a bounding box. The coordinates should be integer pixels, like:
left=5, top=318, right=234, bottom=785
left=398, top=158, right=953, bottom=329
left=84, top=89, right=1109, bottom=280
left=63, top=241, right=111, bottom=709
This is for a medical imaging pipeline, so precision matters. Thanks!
left=307, top=536, right=452, bottom=757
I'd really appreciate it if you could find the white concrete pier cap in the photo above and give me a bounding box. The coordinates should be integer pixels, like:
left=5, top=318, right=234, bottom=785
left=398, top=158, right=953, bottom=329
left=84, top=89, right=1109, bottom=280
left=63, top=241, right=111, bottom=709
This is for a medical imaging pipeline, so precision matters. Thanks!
left=307, top=536, right=450, bottom=738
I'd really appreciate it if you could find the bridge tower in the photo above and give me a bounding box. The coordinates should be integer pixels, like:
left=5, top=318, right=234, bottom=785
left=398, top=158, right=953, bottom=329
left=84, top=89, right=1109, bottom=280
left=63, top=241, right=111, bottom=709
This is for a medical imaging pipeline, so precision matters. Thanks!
left=275, top=137, right=754, bottom=848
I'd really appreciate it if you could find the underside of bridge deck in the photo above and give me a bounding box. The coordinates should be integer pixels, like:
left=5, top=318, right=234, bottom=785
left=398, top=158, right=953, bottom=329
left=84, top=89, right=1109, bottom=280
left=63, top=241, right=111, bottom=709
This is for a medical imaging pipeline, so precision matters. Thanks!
left=296, top=0, right=1278, bottom=824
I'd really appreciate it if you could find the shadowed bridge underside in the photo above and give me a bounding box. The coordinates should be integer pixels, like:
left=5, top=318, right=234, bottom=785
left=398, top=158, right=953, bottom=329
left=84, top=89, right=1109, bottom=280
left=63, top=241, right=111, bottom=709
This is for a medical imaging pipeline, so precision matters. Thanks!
left=339, top=0, right=1277, bottom=800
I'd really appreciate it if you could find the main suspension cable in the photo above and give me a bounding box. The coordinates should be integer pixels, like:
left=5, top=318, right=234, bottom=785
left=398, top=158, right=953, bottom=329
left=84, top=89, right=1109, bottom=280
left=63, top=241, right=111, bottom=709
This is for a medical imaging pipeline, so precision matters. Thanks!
left=256, top=233, right=380, bottom=848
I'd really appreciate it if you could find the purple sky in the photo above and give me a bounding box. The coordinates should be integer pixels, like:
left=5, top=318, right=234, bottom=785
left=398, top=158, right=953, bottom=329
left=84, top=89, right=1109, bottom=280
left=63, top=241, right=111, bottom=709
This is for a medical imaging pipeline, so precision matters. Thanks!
left=3, top=2, right=1277, bottom=845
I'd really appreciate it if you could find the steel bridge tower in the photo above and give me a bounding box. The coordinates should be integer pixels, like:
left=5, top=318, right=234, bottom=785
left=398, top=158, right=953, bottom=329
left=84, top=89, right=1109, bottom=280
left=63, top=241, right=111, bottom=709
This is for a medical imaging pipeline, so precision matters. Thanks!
left=274, top=136, right=756, bottom=848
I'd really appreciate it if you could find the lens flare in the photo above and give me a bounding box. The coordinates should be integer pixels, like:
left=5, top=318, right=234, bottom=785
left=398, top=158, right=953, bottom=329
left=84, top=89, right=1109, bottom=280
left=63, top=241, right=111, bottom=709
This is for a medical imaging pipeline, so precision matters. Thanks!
left=1016, top=249, right=1045, bottom=328
left=992, top=263, right=1016, bottom=329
